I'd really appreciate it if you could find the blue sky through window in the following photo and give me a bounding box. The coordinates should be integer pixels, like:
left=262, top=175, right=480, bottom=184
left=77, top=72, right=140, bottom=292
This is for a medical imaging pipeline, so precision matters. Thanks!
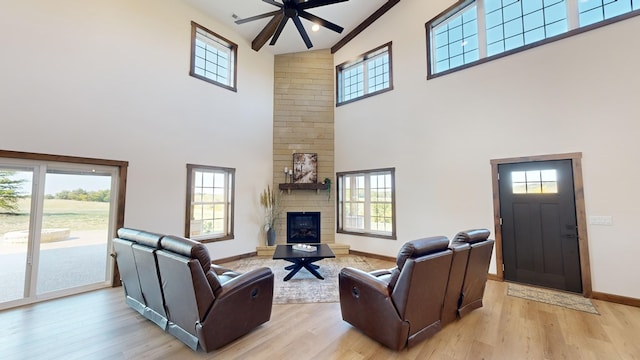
left=433, top=5, right=479, bottom=73
left=579, top=0, right=637, bottom=26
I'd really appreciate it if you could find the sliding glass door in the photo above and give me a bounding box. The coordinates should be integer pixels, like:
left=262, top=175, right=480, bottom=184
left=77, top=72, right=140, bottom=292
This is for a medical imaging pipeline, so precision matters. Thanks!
left=0, top=160, right=119, bottom=309
left=0, top=167, right=34, bottom=304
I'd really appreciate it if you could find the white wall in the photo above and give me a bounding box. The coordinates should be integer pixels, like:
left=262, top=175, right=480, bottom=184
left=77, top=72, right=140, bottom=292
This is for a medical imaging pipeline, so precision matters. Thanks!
left=334, top=1, right=640, bottom=299
left=0, top=0, right=274, bottom=259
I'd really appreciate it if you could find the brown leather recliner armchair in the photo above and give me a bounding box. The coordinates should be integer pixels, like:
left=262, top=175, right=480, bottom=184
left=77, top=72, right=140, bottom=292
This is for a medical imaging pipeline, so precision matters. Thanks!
left=442, top=229, right=494, bottom=325
left=156, top=235, right=274, bottom=352
left=338, top=236, right=453, bottom=350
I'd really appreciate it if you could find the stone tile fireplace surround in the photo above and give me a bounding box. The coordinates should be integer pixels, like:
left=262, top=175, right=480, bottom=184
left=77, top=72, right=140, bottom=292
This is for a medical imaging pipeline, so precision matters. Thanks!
left=256, top=49, right=349, bottom=256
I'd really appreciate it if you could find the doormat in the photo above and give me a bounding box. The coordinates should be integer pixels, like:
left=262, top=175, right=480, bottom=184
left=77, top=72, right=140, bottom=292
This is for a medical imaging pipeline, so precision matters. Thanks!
left=507, top=283, right=599, bottom=315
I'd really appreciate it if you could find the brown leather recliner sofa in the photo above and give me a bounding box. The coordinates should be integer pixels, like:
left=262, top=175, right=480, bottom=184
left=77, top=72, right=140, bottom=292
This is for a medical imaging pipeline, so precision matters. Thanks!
left=112, top=228, right=168, bottom=329
left=442, top=229, right=494, bottom=325
left=112, top=228, right=274, bottom=352
left=338, top=229, right=494, bottom=350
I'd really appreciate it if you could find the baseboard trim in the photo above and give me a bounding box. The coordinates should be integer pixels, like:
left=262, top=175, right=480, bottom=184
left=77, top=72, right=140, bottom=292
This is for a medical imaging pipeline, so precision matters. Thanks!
left=213, top=252, right=257, bottom=264
left=349, top=249, right=396, bottom=262
left=487, top=273, right=501, bottom=281
left=591, top=291, right=640, bottom=308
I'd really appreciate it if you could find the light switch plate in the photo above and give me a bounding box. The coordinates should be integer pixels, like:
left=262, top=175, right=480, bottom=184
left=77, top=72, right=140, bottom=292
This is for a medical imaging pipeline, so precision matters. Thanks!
left=589, top=216, right=613, bottom=226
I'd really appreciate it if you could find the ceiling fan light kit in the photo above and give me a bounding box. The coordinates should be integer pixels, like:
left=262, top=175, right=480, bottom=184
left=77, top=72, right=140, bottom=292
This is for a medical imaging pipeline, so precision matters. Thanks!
left=235, top=0, right=347, bottom=51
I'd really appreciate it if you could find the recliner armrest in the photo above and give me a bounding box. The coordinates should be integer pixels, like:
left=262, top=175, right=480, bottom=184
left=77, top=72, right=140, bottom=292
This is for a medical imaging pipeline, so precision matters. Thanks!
left=211, top=263, right=236, bottom=275
left=213, top=267, right=274, bottom=299
left=369, top=267, right=395, bottom=278
left=340, top=267, right=390, bottom=295
left=339, top=267, right=409, bottom=350
left=198, top=267, right=274, bottom=351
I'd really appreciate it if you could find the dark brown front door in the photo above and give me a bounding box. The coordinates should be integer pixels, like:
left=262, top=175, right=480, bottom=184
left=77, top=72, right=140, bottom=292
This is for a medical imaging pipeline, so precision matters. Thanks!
left=499, top=159, right=582, bottom=293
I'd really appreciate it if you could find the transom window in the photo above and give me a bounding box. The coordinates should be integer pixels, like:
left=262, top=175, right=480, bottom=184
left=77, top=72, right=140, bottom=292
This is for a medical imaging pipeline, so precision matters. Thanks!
left=190, top=21, right=237, bottom=92
left=432, top=4, right=479, bottom=73
left=427, top=0, right=640, bottom=77
left=579, top=0, right=639, bottom=26
left=336, top=42, right=393, bottom=106
left=337, top=168, right=396, bottom=239
left=185, top=164, right=235, bottom=243
left=485, top=0, right=567, bottom=56
left=511, top=169, right=558, bottom=194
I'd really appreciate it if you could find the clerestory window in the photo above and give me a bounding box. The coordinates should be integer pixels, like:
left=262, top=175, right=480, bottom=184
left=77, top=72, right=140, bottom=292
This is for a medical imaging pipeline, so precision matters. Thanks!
left=190, top=21, right=237, bottom=91
left=336, top=42, right=393, bottom=106
left=579, top=0, right=640, bottom=26
left=427, top=0, right=640, bottom=78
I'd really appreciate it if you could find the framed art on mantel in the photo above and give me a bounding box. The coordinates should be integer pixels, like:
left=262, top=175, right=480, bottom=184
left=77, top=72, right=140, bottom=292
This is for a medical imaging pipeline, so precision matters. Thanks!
left=293, top=153, right=317, bottom=184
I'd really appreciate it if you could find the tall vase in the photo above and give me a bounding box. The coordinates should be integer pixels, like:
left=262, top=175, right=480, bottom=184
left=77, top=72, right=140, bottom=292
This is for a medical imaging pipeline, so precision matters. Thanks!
left=266, top=228, right=276, bottom=246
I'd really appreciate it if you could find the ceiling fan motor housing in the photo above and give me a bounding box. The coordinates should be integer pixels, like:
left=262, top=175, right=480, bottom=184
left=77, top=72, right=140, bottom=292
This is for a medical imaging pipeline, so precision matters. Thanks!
left=237, top=0, right=348, bottom=51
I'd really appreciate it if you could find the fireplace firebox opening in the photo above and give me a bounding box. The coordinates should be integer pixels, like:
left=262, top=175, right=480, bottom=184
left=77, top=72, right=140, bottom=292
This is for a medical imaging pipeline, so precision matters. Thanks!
left=287, top=212, right=320, bottom=244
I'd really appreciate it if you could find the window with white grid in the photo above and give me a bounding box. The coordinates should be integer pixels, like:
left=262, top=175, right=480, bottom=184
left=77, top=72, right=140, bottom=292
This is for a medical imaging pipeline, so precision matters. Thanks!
left=186, top=164, right=235, bottom=243
left=190, top=22, right=237, bottom=92
left=336, top=42, right=393, bottom=106
left=337, top=168, right=396, bottom=239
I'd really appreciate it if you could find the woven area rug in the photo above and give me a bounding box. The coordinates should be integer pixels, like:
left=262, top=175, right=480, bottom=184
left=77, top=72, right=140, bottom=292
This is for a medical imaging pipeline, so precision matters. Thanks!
left=232, top=256, right=374, bottom=304
left=507, top=283, right=599, bottom=314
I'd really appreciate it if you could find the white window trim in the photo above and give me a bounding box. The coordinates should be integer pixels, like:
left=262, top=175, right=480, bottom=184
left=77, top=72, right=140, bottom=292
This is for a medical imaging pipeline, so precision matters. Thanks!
left=185, top=164, right=235, bottom=243
left=337, top=168, right=396, bottom=240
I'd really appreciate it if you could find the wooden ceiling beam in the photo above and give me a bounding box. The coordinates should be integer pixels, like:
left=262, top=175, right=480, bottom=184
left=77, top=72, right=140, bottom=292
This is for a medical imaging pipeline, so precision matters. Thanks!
left=330, top=0, right=401, bottom=54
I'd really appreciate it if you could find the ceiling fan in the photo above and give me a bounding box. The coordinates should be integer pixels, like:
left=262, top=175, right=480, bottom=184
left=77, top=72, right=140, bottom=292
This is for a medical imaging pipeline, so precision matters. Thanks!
left=235, top=0, right=348, bottom=51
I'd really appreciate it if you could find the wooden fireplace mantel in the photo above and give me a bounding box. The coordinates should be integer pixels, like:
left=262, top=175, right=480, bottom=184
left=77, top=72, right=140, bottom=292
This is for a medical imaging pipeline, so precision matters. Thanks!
left=278, top=183, right=328, bottom=194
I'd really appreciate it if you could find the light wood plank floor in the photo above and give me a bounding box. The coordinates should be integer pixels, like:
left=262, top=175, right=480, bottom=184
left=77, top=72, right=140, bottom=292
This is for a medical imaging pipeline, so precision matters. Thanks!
left=1, top=256, right=640, bottom=359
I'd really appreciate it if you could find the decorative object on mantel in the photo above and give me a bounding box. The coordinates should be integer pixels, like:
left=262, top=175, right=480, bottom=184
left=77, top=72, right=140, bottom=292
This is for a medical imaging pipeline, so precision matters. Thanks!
left=259, top=185, right=280, bottom=246
left=283, top=167, right=293, bottom=183
left=293, top=153, right=317, bottom=184
left=323, top=177, right=331, bottom=201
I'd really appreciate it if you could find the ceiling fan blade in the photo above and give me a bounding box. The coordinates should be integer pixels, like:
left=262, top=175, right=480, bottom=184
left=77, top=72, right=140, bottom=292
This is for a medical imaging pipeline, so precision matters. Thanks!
left=269, top=16, right=289, bottom=46
left=235, top=10, right=282, bottom=24
left=292, top=16, right=313, bottom=49
left=262, top=0, right=284, bottom=8
left=298, top=0, right=348, bottom=10
left=252, top=13, right=285, bottom=51
left=298, top=10, right=344, bottom=33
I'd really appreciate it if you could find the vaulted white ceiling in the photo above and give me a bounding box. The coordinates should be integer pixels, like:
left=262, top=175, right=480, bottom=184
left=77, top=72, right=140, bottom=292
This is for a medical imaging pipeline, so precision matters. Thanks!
left=182, top=0, right=389, bottom=54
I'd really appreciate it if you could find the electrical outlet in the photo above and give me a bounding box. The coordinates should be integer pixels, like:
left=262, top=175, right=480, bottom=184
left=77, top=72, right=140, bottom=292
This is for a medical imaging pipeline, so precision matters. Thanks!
left=589, top=216, right=613, bottom=226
